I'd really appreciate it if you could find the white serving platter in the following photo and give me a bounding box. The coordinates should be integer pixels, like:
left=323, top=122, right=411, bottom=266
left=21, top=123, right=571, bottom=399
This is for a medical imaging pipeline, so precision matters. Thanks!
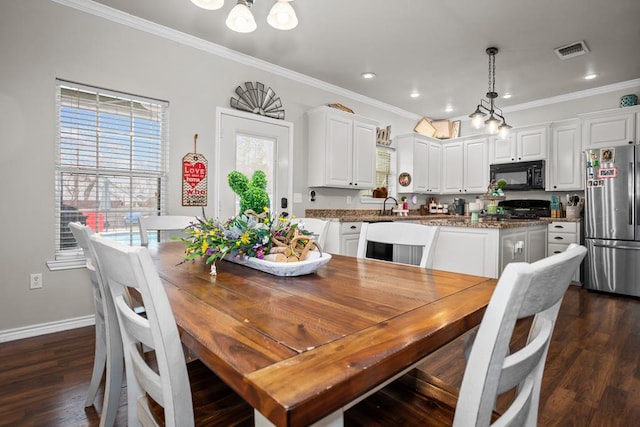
left=224, top=252, right=332, bottom=276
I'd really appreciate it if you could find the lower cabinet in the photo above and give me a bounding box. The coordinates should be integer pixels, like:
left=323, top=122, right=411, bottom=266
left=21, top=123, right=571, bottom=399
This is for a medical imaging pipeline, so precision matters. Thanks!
left=547, top=221, right=582, bottom=283
left=324, top=221, right=361, bottom=257
left=431, top=225, right=547, bottom=278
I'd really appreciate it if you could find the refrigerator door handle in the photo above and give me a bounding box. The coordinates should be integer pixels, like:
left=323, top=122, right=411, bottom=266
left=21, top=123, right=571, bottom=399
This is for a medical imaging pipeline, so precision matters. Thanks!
left=629, top=162, right=634, bottom=225
left=593, top=243, right=640, bottom=251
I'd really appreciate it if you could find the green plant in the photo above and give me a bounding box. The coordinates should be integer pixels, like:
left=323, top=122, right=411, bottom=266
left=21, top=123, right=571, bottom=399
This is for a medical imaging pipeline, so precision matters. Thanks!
left=496, top=179, right=507, bottom=189
left=227, top=170, right=270, bottom=214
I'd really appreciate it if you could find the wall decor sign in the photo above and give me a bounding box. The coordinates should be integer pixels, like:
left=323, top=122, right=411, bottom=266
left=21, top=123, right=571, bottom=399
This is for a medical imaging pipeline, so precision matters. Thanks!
left=182, top=134, right=208, bottom=206
left=399, top=172, right=412, bottom=187
left=376, top=125, right=392, bottom=146
left=230, top=81, right=285, bottom=119
left=598, top=167, right=618, bottom=178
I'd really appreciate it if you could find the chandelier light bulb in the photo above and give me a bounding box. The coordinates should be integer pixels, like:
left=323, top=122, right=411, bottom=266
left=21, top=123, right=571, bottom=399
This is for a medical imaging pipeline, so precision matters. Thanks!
left=485, top=115, right=500, bottom=134
left=498, top=123, right=511, bottom=139
left=191, top=0, right=224, bottom=10
left=267, top=0, right=298, bottom=30
left=226, top=0, right=257, bottom=33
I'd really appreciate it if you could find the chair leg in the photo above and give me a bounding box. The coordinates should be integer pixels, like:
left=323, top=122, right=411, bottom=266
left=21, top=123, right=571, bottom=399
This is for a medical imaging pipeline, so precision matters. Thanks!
left=84, top=319, right=107, bottom=407
left=99, top=344, right=124, bottom=427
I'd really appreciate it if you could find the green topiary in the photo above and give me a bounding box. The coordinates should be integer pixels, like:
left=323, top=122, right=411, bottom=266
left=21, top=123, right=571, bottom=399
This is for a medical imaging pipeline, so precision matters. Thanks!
left=227, top=170, right=270, bottom=214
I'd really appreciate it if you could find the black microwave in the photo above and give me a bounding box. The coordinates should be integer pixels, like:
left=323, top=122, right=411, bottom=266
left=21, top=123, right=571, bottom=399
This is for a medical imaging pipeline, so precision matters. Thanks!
left=489, top=160, right=545, bottom=191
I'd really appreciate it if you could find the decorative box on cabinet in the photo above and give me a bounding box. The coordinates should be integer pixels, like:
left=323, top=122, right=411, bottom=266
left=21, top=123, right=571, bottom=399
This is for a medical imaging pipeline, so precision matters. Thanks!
left=441, top=136, right=488, bottom=194
left=307, top=106, right=378, bottom=189
left=580, top=106, right=639, bottom=148
left=549, top=119, right=582, bottom=191
left=396, top=134, right=442, bottom=193
left=489, top=123, right=549, bottom=164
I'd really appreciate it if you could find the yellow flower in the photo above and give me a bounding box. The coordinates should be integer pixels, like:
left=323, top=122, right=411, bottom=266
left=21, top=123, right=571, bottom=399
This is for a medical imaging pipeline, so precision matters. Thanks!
left=201, top=240, right=209, bottom=253
left=240, top=231, right=250, bottom=244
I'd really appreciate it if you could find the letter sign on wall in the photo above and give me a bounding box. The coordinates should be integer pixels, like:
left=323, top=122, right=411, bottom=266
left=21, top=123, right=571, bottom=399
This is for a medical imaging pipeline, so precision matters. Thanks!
left=182, top=134, right=208, bottom=206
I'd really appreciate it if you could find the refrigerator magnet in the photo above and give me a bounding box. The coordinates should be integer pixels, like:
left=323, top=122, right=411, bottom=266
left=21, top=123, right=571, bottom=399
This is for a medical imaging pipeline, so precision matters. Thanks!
left=600, top=148, right=615, bottom=163
left=598, top=167, right=618, bottom=178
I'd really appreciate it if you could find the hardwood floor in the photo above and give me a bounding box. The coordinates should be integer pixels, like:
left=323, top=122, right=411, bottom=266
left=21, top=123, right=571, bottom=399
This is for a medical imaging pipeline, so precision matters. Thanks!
left=0, top=286, right=638, bottom=426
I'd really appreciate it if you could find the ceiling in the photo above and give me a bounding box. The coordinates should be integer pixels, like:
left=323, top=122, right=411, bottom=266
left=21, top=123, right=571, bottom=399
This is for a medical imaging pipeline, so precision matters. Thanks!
left=92, top=0, right=640, bottom=119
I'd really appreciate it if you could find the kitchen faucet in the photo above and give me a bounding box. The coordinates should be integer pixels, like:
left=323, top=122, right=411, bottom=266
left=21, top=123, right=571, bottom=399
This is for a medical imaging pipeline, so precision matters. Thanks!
left=381, top=197, right=398, bottom=216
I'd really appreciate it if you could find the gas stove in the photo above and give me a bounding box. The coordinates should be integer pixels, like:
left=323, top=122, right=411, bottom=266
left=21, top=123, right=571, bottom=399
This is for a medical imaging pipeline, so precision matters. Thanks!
left=498, top=199, right=551, bottom=219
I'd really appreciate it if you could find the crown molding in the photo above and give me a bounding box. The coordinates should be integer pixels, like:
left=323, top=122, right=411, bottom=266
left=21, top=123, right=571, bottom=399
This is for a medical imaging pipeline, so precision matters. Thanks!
left=54, top=1, right=638, bottom=123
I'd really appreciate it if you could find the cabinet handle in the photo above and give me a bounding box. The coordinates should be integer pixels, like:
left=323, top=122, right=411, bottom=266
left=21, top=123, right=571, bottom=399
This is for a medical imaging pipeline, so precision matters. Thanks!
left=553, top=185, right=557, bottom=189
left=350, top=225, right=356, bottom=229
left=518, top=157, right=522, bottom=160
left=554, top=236, right=564, bottom=240
left=553, top=225, right=564, bottom=229
left=511, top=158, right=515, bottom=161
left=553, top=250, right=562, bottom=254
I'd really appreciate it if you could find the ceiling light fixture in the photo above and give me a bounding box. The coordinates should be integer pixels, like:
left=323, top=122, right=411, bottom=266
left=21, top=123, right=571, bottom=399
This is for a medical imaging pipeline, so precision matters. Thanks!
left=361, top=72, right=376, bottom=79
left=584, top=73, right=597, bottom=80
left=192, top=0, right=298, bottom=33
left=410, top=92, right=420, bottom=98
left=469, top=47, right=512, bottom=138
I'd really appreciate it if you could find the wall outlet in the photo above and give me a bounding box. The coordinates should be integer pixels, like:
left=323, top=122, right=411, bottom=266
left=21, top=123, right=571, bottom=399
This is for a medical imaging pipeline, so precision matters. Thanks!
left=346, top=196, right=352, bottom=204
left=30, top=273, right=43, bottom=289
left=293, top=192, right=302, bottom=203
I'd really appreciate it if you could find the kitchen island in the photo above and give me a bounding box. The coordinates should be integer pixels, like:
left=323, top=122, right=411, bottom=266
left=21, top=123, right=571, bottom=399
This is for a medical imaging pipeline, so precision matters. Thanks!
left=306, top=209, right=549, bottom=278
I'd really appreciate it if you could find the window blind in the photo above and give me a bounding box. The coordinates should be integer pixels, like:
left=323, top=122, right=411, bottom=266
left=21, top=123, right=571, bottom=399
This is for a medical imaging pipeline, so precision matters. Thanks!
left=363, top=146, right=395, bottom=198
left=53, top=80, right=168, bottom=265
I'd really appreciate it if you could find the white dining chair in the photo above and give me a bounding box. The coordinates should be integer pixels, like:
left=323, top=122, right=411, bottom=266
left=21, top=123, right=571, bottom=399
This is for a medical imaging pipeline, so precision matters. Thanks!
left=356, top=222, right=440, bottom=268
left=138, top=215, right=196, bottom=247
left=89, top=234, right=253, bottom=427
left=290, top=217, right=330, bottom=248
left=69, top=222, right=123, bottom=427
left=345, top=244, right=587, bottom=427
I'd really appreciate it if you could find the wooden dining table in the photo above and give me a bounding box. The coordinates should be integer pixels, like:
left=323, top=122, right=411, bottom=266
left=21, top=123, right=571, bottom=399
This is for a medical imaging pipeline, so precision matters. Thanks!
left=150, top=242, right=497, bottom=427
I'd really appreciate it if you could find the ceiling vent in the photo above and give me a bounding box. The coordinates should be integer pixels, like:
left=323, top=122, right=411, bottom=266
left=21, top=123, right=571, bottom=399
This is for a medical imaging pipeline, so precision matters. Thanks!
left=555, top=41, right=590, bottom=60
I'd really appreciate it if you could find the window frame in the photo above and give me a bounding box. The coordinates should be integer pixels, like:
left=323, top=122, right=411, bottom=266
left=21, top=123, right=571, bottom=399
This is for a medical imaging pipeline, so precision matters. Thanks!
left=361, top=145, right=396, bottom=203
left=48, top=80, right=169, bottom=270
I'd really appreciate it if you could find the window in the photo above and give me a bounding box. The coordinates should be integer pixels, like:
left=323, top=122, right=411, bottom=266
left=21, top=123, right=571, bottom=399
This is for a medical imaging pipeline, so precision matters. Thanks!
left=362, top=146, right=396, bottom=200
left=50, top=80, right=168, bottom=269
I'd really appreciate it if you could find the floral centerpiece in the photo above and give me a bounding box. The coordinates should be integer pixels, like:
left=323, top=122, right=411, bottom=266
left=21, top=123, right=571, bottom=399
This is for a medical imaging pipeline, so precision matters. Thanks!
left=178, top=170, right=321, bottom=275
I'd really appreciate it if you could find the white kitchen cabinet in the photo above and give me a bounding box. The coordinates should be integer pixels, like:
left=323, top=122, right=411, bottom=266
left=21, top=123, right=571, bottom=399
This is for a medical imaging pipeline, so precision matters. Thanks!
left=547, top=221, right=582, bottom=282
left=580, top=106, right=639, bottom=148
left=323, top=221, right=361, bottom=256
left=489, top=124, right=549, bottom=164
left=396, top=134, right=442, bottom=193
left=307, top=106, right=377, bottom=189
left=499, top=226, right=546, bottom=274
left=441, top=137, right=488, bottom=194
left=549, top=119, right=583, bottom=191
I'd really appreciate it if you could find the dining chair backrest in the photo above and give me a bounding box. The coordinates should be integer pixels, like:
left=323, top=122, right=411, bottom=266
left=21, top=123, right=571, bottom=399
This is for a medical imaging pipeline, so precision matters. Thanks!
left=290, top=217, right=330, bottom=248
left=90, top=234, right=194, bottom=427
left=356, top=222, right=440, bottom=268
left=138, top=215, right=195, bottom=247
left=68, top=222, right=123, bottom=427
left=453, top=244, right=586, bottom=427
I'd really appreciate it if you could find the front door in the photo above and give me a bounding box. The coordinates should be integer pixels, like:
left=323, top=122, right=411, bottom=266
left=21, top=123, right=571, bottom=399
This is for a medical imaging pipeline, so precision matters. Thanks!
left=216, top=108, right=293, bottom=219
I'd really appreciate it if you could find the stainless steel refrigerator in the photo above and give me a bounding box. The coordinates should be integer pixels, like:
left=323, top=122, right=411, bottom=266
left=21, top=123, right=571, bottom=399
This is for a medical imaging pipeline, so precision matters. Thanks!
left=584, top=144, right=640, bottom=297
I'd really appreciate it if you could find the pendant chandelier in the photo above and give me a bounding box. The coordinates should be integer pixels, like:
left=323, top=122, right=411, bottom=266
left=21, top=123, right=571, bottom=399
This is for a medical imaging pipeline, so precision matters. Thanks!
left=468, top=47, right=512, bottom=138
left=190, top=0, right=298, bottom=33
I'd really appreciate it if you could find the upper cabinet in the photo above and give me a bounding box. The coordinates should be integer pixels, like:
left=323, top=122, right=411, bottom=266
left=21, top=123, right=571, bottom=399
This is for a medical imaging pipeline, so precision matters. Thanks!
left=396, top=133, right=441, bottom=193
left=441, top=136, right=488, bottom=194
left=307, top=106, right=377, bottom=189
left=580, top=106, right=639, bottom=148
left=489, top=124, right=549, bottom=164
left=549, top=119, right=582, bottom=191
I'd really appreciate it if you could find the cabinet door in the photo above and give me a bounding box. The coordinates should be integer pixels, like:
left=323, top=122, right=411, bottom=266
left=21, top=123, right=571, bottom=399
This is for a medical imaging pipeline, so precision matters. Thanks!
left=325, top=115, right=353, bottom=186
left=527, top=227, right=547, bottom=263
left=500, top=230, right=527, bottom=273
left=464, top=137, right=489, bottom=193
left=427, top=142, right=442, bottom=193
left=582, top=110, right=636, bottom=148
left=491, top=135, right=516, bottom=164
left=352, top=121, right=376, bottom=188
left=550, top=121, right=582, bottom=190
left=413, top=139, right=429, bottom=192
left=341, top=234, right=360, bottom=257
left=517, top=127, right=548, bottom=161
left=441, top=142, right=464, bottom=193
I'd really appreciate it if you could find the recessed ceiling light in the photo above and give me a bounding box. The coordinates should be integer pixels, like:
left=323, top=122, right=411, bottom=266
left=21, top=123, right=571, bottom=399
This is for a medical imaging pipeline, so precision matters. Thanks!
left=584, top=73, right=597, bottom=80
left=502, top=93, right=512, bottom=99
left=410, top=92, right=420, bottom=98
left=361, top=72, right=376, bottom=79
left=445, top=105, right=453, bottom=112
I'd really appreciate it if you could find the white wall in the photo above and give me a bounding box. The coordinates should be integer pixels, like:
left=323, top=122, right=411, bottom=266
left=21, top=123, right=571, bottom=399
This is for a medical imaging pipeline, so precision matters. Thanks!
left=0, top=1, right=638, bottom=335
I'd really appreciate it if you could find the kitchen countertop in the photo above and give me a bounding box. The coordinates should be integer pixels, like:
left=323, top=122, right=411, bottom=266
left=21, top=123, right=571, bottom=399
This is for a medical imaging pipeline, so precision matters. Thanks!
left=304, top=209, right=566, bottom=229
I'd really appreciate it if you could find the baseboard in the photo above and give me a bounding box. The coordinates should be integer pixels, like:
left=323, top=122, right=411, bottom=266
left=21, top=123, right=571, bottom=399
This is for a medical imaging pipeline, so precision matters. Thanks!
left=0, top=315, right=96, bottom=343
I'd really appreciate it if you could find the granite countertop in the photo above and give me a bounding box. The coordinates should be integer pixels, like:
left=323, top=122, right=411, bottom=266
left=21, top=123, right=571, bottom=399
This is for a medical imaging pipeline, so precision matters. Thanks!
left=303, top=209, right=572, bottom=229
